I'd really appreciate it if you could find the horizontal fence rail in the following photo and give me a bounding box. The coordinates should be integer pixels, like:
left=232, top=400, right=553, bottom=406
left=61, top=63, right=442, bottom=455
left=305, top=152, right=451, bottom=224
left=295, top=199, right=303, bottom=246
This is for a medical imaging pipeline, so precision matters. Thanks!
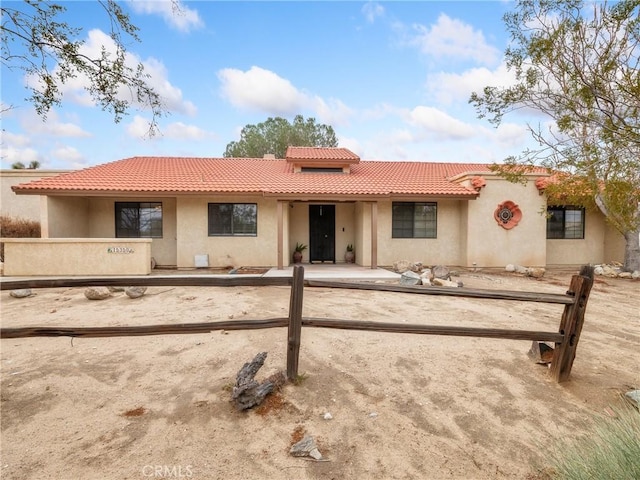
left=306, top=279, right=575, bottom=305
left=301, top=318, right=565, bottom=343
left=0, top=318, right=289, bottom=339
left=0, top=276, right=292, bottom=291
left=0, top=265, right=594, bottom=382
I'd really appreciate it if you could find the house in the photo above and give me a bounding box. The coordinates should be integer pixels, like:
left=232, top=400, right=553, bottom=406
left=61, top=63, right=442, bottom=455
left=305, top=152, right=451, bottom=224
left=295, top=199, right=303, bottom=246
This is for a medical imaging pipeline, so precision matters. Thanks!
left=3, top=147, right=624, bottom=276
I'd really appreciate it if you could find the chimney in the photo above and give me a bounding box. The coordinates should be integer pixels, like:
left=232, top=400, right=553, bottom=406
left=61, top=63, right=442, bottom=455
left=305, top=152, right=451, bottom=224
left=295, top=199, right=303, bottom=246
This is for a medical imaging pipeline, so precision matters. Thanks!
left=263, top=153, right=276, bottom=159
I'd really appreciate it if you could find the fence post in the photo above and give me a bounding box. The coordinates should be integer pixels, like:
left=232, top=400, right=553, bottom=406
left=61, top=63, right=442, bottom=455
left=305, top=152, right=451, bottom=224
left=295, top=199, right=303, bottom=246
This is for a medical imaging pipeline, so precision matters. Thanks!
left=550, top=265, right=595, bottom=383
left=286, top=265, right=304, bottom=381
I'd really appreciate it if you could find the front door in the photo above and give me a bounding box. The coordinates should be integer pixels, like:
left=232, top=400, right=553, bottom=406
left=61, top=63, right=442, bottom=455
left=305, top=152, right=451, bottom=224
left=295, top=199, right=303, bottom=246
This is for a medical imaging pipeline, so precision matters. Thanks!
left=309, top=204, right=335, bottom=263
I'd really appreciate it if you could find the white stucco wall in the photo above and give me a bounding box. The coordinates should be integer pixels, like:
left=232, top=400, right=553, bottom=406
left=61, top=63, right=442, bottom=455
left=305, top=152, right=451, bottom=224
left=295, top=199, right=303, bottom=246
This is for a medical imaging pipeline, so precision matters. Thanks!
left=546, top=210, right=625, bottom=266
left=464, top=176, right=547, bottom=268
left=176, top=195, right=278, bottom=268
left=376, top=199, right=464, bottom=266
left=1, top=170, right=68, bottom=221
left=2, top=238, right=151, bottom=276
left=86, top=197, right=177, bottom=267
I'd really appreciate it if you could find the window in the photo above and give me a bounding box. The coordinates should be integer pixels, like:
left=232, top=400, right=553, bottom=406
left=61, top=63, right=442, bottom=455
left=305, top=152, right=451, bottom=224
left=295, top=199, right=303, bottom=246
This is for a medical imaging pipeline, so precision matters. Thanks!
left=208, top=203, right=257, bottom=236
left=115, top=202, right=163, bottom=238
left=547, top=206, right=585, bottom=239
left=300, top=167, right=344, bottom=173
left=392, top=202, right=437, bottom=238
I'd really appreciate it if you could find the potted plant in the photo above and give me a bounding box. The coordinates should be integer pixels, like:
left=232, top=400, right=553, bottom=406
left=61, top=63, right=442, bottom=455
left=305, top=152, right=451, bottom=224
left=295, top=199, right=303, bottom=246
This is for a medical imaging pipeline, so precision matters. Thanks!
left=292, top=242, right=307, bottom=264
left=345, top=244, right=355, bottom=263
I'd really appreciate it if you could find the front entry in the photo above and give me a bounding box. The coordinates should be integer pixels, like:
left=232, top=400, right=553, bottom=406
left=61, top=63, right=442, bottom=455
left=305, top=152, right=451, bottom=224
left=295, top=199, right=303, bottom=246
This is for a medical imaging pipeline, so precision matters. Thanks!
left=309, top=204, right=335, bottom=263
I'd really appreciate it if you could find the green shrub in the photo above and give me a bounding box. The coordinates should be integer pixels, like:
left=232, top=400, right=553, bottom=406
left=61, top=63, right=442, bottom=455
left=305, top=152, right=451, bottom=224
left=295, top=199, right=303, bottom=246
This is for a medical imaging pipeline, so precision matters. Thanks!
left=548, top=404, right=640, bottom=480
left=0, top=215, right=41, bottom=262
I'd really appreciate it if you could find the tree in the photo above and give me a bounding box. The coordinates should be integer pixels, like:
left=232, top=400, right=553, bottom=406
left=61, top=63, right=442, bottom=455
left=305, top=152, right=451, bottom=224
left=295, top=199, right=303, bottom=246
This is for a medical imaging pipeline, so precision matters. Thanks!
left=1, top=0, right=167, bottom=135
left=11, top=160, right=40, bottom=169
left=470, top=0, right=640, bottom=272
left=224, top=115, right=339, bottom=159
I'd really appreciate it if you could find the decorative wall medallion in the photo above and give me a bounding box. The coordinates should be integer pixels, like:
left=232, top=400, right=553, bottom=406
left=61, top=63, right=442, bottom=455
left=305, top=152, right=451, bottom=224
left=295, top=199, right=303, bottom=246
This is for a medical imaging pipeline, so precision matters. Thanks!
left=494, top=201, right=522, bottom=230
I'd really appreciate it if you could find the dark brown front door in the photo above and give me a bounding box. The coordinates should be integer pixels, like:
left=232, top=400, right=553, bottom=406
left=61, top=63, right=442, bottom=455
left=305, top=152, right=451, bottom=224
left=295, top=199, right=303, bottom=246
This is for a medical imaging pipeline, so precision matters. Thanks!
left=309, top=205, right=335, bottom=263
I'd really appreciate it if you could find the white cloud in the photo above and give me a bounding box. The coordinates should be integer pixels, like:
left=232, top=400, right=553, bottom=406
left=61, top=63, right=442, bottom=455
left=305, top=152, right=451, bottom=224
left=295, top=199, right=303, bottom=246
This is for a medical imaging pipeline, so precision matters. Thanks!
left=217, top=66, right=353, bottom=125
left=50, top=145, right=85, bottom=164
left=25, top=29, right=196, bottom=117
left=127, top=0, right=204, bottom=32
left=142, top=57, right=197, bottom=115
left=311, top=97, right=354, bottom=126
left=20, top=111, right=91, bottom=138
left=362, top=2, right=385, bottom=23
left=406, top=106, right=476, bottom=140
left=163, top=122, right=213, bottom=140
left=218, top=66, right=308, bottom=115
left=426, top=63, right=516, bottom=106
left=126, top=115, right=155, bottom=138
left=1, top=131, right=31, bottom=147
left=492, top=122, right=530, bottom=148
left=1, top=145, right=42, bottom=167
left=408, top=14, right=501, bottom=65
left=126, top=116, right=214, bottom=141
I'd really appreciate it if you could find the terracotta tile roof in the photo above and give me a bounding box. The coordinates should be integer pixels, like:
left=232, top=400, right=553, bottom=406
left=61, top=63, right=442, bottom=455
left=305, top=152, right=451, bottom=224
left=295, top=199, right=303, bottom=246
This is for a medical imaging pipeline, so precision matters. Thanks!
left=12, top=156, right=500, bottom=198
left=286, top=147, right=360, bottom=162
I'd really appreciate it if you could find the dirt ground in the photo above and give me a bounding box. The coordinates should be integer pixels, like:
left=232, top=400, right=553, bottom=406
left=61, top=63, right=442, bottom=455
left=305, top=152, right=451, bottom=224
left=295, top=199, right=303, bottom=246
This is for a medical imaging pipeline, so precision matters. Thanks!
left=1, top=268, right=638, bottom=480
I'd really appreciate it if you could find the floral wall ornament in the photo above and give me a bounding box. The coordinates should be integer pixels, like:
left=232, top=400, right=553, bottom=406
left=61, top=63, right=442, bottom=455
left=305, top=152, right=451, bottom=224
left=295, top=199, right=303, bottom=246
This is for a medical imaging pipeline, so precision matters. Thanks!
left=470, top=176, right=486, bottom=191
left=494, top=201, right=522, bottom=230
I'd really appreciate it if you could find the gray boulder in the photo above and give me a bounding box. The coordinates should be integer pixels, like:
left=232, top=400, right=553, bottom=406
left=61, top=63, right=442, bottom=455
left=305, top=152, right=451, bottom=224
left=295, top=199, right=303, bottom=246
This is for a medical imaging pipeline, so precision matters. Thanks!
left=432, top=265, right=451, bottom=280
left=400, top=270, right=422, bottom=285
left=10, top=289, right=33, bottom=298
left=125, top=286, right=147, bottom=299
left=393, top=260, right=412, bottom=273
left=84, top=287, right=112, bottom=300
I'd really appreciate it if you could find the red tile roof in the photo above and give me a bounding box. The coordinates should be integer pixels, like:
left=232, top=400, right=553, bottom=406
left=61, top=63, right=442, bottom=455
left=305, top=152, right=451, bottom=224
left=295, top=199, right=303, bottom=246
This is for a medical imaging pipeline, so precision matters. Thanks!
left=12, top=156, right=501, bottom=198
left=286, top=147, right=360, bottom=163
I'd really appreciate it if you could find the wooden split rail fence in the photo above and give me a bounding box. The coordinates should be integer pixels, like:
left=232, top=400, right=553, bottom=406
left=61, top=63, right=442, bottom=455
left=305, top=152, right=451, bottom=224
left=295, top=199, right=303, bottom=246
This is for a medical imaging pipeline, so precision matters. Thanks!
left=0, top=265, right=594, bottom=383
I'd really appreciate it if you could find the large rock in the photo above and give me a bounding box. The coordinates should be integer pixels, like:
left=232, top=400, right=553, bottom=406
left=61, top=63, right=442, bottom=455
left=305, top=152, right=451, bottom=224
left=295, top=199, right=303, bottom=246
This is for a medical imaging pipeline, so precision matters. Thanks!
left=125, top=286, right=147, bottom=298
left=527, top=267, right=546, bottom=278
left=432, top=278, right=459, bottom=288
left=10, top=289, right=32, bottom=298
left=514, top=265, right=529, bottom=275
left=601, top=265, right=619, bottom=277
left=632, top=271, right=640, bottom=279
left=84, top=287, right=112, bottom=300
left=400, top=270, right=422, bottom=285
left=290, top=435, right=323, bottom=460
left=409, top=262, right=423, bottom=273
left=505, top=264, right=516, bottom=272
left=432, top=265, right=451, bottom=280
left=618, top=272, right=632, bottom=279
left=393, top=260, right=412, bottom=273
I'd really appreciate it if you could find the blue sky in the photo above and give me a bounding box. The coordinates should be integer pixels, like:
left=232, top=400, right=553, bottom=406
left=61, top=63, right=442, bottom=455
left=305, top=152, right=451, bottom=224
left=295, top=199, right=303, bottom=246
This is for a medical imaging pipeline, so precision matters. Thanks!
left=1, top=1, right=534, bottom=169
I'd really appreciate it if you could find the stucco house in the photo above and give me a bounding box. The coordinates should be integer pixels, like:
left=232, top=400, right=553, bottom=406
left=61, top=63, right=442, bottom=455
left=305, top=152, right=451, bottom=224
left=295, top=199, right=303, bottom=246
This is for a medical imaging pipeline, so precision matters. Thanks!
left=4, top=147, right=624, bottom=275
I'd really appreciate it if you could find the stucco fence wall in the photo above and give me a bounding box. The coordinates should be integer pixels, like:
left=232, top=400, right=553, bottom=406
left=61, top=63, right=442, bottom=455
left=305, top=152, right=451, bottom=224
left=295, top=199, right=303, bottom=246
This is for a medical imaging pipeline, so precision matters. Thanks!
left=1, top=170, right=69, bottom=221
left=1, top=238, right=152, bottom=276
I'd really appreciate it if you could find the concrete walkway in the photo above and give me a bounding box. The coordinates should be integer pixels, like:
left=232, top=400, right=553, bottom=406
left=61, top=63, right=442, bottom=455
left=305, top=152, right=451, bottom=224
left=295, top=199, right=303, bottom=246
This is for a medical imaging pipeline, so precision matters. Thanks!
left=264, top=264, right=400, bottom=281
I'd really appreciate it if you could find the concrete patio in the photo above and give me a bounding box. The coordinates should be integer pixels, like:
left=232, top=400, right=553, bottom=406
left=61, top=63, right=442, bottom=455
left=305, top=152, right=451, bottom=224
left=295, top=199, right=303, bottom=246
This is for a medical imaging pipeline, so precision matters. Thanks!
left=264, top=263, right=401, bottom=281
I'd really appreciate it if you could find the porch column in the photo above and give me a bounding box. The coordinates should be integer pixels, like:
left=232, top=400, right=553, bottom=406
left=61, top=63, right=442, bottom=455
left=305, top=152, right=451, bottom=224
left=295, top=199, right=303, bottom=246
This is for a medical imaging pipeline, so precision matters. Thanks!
left=40, top=195, right=49, bottom=238
left=277, top=201, right=284, bottom=270
left=370, top=201, right=378, bottom=269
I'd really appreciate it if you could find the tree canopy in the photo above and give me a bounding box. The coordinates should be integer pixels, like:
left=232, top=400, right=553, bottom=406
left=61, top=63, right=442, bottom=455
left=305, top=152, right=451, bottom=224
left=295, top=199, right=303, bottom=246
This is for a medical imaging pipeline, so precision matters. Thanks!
left=224, top=115, right=339, bottom=159
left=1, top=0, right=167, bottom=135
left=470, top=0, right=640, bottom=271
left=11, top=160, right=40, bottom=169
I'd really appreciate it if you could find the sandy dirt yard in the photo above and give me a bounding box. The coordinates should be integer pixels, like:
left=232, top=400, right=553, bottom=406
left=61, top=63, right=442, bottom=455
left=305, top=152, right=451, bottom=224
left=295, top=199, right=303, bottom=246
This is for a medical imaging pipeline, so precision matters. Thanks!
left=1, top=268, right=638, bottom=480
